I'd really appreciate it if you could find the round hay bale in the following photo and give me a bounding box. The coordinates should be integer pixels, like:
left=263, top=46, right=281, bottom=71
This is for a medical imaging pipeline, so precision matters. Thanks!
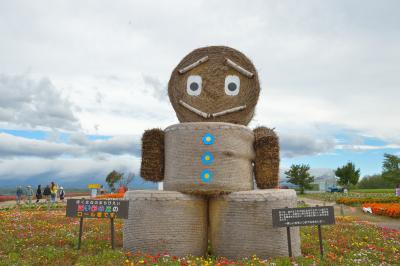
left=168, top=46, right=260, bottom=126
left=209, top=189, right=301, bottom=259
left=164, top=122, right=255, bottom=195
left=123, top=190, right=207, bottom=257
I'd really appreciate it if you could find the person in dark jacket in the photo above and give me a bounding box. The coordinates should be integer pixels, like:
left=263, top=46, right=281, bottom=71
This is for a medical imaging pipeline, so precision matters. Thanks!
left=36, top=185, right=42, bottom=203
left=43, top=185, right=51, bottom=209
left=43, top=185, right=51, bottom=199
left=16, top=186, right=23, bottom=205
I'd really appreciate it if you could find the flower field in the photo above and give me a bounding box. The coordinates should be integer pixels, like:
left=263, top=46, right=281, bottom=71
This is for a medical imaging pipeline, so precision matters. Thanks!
left=96, top=192, right=125, bottom=199
left=0, top=207, right=399, bottom=265
left=0, top=195, right=15, bottom=202
left=336, top=196, right=400, bottom=206
left=362, top=203, right=400, bottom=218
left=300, top=192, right=400, bottom=206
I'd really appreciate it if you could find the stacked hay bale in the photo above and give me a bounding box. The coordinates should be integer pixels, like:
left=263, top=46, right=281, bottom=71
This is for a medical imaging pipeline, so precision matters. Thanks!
left=209, top=190, right=301, bottom=259
left=164, top=122, right=255, bottom=194
left=123, top=190, right=207, bottom=257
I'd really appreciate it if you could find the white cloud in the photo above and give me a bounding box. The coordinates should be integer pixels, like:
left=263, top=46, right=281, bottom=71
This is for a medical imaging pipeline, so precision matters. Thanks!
left=0, top=156, right=141, bottom=184
left=280, top=133, right=336, bottom=158
left=1, top=1, right=399, bottom=143
left=0, top=74, right=80, bottom=130
left=0, top=132, right=141, bottom=158
left=0, top=0, right=400, bottom=182
left=142, top=74, right=168, bottom=102
left=0, top=133, right=81, bottom=158
left=336, top=144, right=400, bottom=151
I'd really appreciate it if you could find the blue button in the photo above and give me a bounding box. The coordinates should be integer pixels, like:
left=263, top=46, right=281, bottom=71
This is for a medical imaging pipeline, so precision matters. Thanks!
left=201, top=151, right=214, bottom=165
left=202, top=133, right=215, bottom=145
left=200, top=169, right=213, bottom=183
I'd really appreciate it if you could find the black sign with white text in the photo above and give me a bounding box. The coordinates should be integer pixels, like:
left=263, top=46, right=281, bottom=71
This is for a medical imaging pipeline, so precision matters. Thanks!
left=66, top=199, right=129, bottom=219
left=272, top=206, right=335, bottom=227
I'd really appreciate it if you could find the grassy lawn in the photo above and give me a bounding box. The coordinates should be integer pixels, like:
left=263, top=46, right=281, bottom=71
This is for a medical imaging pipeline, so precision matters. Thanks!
left=0, top=207, right=399, bottom=265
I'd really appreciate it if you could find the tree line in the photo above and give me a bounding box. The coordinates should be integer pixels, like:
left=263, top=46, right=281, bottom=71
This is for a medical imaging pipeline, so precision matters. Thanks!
left=285, top=153, right=400, bottom=194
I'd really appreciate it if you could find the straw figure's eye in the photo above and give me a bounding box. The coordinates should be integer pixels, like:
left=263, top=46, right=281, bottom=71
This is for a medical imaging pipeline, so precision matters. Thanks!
left=186, top=75, right=202, bottom=96
left=224, top=75, right=240, bottom=96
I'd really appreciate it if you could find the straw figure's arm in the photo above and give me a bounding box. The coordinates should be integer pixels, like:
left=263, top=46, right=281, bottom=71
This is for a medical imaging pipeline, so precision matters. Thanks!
left=140, top=129, right=165, bottom=182
left=253, top=127, right=280, bottom=189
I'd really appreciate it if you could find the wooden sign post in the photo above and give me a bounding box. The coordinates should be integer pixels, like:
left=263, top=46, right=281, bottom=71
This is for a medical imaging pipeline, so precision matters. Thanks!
left=78, top=216, right=84, bottom=250
left=66, top=199, right=129, bottom=250
left=272, top=206, right=335, bottom=258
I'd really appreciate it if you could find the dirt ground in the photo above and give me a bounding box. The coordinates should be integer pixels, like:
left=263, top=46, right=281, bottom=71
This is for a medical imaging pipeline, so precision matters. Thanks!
left=0, top=195, right=91, bottom=208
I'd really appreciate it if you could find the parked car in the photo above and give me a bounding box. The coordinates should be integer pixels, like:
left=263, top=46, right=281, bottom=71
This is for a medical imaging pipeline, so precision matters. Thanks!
left=326, top=186, right=344, bottom=193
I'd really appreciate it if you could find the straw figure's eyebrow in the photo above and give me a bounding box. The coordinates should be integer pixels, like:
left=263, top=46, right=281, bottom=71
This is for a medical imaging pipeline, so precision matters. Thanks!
left=225, top=58, right=254, bottom=78
left=178, top=56, right=209, bottom=74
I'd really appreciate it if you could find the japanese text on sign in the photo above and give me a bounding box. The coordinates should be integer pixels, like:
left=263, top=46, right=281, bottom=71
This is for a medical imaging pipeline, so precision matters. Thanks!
left=272, top=206, right=335, bottom=227
left=66, top=199, right=129, bottom=219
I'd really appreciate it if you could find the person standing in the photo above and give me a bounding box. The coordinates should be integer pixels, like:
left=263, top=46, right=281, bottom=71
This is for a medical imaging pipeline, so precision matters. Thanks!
left=36, top=185, right=42, bottom=203
left=59, top=186, right=65, bottom=202
left=43, top=184, right=51, bottom=208
left=26, top=186, right=33, bottom=206
left=16, top=186, right=23, bottom=205
left=50, top=182, right=58, bottom=203
left=396, top=184, right=400, bottom=197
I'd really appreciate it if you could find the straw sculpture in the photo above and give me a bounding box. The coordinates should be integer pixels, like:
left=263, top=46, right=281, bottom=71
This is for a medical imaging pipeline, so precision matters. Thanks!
left=125, top=45, right=300, bottom=259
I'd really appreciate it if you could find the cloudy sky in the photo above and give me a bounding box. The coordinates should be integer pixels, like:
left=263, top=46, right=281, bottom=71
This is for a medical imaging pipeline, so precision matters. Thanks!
left=0, top=0, right=399, bottom=187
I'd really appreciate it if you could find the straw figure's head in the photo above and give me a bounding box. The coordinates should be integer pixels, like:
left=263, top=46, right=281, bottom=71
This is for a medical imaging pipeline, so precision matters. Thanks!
left=168, top=46, right=260, bottom=126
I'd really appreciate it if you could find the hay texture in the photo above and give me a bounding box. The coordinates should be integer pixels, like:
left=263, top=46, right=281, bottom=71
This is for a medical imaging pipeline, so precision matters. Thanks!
left=209, top=189, right=301, bottom=259
left=164, top=122, right=255, bottom=195
left=168, top=46, right=260, bottom=126
left=123, top=190, right=208, bottom=257
left=140, top=129, right=165, bottom=182
left=253, top=127, right=280, bottom=189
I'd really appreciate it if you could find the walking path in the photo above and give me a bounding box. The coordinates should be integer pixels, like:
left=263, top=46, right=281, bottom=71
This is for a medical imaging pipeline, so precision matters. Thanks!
left=301, top=197, right=400, bottom=231
left=0, top=196, right=90, bottom=209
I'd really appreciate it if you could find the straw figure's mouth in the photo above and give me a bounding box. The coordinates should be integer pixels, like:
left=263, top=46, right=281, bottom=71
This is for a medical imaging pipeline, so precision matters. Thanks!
left=179, top=100, right=246, bottom=119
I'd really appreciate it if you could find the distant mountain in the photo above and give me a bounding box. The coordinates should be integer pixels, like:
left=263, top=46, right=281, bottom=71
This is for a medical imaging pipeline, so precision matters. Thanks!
left=0, top=173, right=157, bottom=190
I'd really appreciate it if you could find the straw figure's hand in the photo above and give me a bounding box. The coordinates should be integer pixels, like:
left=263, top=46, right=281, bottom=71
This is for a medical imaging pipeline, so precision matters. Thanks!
left=253, top=127, right=280, bottom=189
left=140, top=129, right=165, bottom=182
